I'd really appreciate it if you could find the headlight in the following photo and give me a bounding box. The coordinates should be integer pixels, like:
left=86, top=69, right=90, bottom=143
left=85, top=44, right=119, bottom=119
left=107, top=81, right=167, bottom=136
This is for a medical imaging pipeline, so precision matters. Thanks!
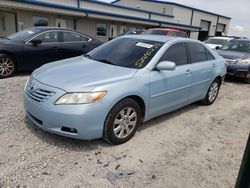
left=55, top=91, right=106, bottom=105
left=238, top=58, right=250, bottom=65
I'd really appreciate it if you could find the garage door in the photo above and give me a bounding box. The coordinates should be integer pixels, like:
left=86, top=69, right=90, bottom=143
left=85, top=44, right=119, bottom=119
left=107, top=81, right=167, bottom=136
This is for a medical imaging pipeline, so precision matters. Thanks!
left=200, top=20, right=210, bottom=31
left=216, top=23, right=225, bottom=32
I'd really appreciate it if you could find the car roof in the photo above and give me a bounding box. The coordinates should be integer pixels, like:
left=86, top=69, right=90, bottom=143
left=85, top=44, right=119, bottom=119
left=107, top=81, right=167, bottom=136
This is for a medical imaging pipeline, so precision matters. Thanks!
left=33, top=26, right=76, bottom=32
left=208, top=36, right=232, bottom=40
left=148, top=28, right=184, bottom=32
left=120, top=34, right=197, bottom=43
left=230, top=39, right=250, bottom=42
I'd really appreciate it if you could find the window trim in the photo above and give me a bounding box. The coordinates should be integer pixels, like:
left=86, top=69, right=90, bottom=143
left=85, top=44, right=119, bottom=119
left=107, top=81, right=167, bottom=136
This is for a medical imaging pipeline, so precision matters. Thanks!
left=62, top=30, right=92, bottom=43
left=25, top=30, right=91, bottom=44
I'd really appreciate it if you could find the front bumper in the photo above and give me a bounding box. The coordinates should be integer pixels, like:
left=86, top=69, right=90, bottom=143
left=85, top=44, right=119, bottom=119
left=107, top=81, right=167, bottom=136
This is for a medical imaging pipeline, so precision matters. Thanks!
left=23, top=78, right=108, bottom=140
left=227, top=64, right=250, bottom=78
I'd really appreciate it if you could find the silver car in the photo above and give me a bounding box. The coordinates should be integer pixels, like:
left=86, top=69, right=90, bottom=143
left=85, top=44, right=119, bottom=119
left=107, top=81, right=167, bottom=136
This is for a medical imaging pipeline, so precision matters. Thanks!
left=23, top=35, right=226, bottom=144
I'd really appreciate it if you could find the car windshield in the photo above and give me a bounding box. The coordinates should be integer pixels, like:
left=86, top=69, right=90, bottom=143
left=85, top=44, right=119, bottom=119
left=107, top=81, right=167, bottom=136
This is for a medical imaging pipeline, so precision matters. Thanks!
left=7, top=28, right=40, bottom=41
left=143, top=30, right=167, bottom=35
left=205, top=38, right=228, bottom=45
left=88, top=38, right=164, bottom=69
left=220, top=40, right=250, bottom=53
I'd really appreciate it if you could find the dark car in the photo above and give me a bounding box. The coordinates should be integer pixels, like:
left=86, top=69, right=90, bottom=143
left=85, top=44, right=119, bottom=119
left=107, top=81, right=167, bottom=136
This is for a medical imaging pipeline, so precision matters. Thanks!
left=143, top=28, right=188, bottom=38
left=217, top=39, right=250, bottom=83
left=0, top=27, right=103, bottom=78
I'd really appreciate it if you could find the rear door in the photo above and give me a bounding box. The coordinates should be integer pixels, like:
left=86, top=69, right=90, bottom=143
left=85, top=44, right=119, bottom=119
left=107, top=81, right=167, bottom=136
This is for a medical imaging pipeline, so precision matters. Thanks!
left=60, top=31, right=91, bottom=59
left=187, top=42, right=215, bottom=101
left=149, top=42, right=192, bottom=118
left=22, top=31, right=61, bottom=70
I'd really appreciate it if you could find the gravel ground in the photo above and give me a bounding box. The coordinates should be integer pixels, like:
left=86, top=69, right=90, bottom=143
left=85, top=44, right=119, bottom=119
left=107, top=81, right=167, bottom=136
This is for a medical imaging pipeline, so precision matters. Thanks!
left=0, top=75, right=249, bottom=188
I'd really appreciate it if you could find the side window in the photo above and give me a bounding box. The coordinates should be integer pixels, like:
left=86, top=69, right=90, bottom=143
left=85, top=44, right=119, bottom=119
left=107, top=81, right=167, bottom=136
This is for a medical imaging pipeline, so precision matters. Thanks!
left=176, top=32, right=187, bottom=38
left=34, top=31, right=59, bottom=43
left=63, top=32, right=89, bottom=42
left=168, top=31, right=177, bottom=37
left=188, top=42, right=207, bottom=63
left=206, top=49, right=215, bottom=60
left=159, top=42, right=188, bottom=66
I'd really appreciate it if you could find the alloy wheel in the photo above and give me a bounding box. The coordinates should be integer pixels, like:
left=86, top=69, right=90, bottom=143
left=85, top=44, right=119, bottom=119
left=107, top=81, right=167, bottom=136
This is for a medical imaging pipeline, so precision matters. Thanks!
left=208, top=82, right=219, bottom=102
left=0, top=57, right=14, bottom=77
left=113, top=107, right=137, bottom=139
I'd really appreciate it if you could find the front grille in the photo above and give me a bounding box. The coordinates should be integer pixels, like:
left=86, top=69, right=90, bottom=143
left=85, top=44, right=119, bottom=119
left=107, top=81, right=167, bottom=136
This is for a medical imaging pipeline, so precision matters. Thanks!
left=26, top=88, right=55, bottom=103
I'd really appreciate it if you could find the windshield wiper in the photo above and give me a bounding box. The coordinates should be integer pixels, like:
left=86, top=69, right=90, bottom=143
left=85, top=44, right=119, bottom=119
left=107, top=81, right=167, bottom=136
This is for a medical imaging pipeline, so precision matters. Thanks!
left=97, top=59, right=116, bottom=65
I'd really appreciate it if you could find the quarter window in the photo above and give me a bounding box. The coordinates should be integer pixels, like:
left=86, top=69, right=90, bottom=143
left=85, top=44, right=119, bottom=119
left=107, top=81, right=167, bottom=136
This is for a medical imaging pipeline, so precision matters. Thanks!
left=34, top=31, right=59, bottom=43
left=63, top=32, right=89, bottom=42
left=188, top=43, right=207, bottom=63
left=159, top=42, right=188, bottom=66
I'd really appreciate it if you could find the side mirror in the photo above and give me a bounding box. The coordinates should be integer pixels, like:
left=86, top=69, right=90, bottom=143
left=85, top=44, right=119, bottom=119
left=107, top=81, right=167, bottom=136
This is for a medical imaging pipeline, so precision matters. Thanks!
left=156, top=61, right=176, bottom=71
left=215, top=46, right=220, bottom=50
left=30, top=39, right=42, bottom=46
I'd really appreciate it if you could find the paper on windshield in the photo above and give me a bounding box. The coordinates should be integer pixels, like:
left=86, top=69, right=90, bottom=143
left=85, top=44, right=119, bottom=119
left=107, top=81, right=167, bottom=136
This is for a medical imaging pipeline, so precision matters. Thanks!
left=136, top=42, right=154, bottom=49
left=28, top=31, right=35, bottom=34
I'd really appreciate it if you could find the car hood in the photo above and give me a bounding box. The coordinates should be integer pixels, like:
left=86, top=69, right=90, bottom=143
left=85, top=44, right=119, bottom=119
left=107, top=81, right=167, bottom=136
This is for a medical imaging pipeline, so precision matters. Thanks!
left=217, top=50, right=250, bottom=61
left=32, top=56, right=138, bottom=92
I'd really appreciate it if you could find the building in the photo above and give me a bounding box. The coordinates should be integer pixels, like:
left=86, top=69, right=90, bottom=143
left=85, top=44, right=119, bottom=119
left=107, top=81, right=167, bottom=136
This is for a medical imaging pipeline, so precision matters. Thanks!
left=0, top=0, right=231, bottom=41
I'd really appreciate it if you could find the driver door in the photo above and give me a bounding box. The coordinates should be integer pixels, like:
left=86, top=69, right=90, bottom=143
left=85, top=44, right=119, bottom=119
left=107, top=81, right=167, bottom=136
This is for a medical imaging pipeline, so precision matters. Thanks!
left=149, top=42, right=192, bottom=118
left=22, top=31, right=61, bottom=70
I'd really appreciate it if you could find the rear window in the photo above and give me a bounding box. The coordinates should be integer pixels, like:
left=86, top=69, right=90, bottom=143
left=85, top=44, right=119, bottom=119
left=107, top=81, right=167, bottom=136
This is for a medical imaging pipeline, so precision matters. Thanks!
left=143, top=30, right=167, bottom=35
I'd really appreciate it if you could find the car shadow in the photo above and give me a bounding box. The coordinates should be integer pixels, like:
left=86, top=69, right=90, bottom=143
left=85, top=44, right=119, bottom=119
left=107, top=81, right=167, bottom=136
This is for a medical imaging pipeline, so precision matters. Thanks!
left=25, top=102, right=200, bottom=150
left=138, top=102, right=199, bottom=132
left=224, top=75, right=246, bottom=85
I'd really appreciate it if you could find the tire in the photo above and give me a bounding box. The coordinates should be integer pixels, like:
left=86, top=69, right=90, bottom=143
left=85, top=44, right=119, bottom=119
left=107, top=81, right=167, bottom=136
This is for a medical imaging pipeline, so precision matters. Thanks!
left=201, top=79, right=220, bottom=105
left=103, top=98, right=141, bottom=145
left=0, top=54, right=16, bottom=79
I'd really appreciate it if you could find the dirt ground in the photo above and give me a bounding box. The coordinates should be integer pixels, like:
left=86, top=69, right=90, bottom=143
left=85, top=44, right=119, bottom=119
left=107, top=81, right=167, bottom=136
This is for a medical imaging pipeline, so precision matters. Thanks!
left=0, top=75, right=249, bottom=188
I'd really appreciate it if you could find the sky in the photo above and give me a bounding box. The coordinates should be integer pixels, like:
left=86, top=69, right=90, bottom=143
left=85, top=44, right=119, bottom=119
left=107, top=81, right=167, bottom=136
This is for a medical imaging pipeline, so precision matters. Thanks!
left=99, top=0, right=250, bottom=38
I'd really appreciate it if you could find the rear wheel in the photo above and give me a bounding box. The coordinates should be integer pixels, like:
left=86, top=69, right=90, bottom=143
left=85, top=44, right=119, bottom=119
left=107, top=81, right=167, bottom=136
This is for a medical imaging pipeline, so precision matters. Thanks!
left=0, top=55, right=16, bottom=79
left=201, top=79, right=220, bottom=105
left=103, top=98, right=141, bottom=145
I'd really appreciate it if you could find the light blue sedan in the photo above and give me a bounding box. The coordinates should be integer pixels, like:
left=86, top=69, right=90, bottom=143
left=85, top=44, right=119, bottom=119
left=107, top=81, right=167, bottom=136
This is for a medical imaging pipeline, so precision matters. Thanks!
left=23, top=35, right=226, bottom=144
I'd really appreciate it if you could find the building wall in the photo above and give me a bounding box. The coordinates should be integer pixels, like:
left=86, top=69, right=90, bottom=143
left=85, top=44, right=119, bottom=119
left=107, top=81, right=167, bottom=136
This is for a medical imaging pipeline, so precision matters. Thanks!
left=0, top=11, right=16, bottom=37
left=15, top=10, right=75, bottom=31
left=114, top=0, right=174, bottom=16
left=0, top=0, right=231, bottom=40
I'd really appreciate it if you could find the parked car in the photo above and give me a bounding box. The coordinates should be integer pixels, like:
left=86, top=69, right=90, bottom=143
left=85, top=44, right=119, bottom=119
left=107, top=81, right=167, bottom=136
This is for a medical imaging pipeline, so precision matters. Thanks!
left=122, top=29, right=145, bottom=35
left=204, top=36, right=233, bottom=49
left=143, top=28, right=188, bottom=38
left=108, top=29, right=145, bottom=40
left=23, top=35, right=226, bottom=144
left=0, top=27, right=103, bottom=78
left=216, top=39, right=250, bottom=83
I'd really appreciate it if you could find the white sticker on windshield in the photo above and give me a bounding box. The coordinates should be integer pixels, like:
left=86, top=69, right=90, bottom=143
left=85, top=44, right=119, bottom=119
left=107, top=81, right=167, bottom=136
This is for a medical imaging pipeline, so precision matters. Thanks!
left=28, top=31, right=34, bottom=34
left=136, top=42, right=153, bottom=49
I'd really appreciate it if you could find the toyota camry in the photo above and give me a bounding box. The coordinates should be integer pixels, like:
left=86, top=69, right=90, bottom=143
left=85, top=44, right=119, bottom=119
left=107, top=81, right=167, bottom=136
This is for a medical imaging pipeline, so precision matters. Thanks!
left=23, top=35, right=226, bottom=144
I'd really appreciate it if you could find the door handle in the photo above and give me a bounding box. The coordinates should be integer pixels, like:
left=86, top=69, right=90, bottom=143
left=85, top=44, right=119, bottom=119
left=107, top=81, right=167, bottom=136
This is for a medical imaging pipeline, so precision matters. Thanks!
left=212, top=63, right=217, bottom=69
left=185, top=69, right=192, bottom=75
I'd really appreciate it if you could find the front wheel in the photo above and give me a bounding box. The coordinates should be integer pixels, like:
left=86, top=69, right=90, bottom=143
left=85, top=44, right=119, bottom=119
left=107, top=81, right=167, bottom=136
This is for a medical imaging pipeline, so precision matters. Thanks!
left=103, top=98, right=141, bottom=145
left=0, top=55, right=16, bottom=79
left=201, top=79, right=220, bottom=105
